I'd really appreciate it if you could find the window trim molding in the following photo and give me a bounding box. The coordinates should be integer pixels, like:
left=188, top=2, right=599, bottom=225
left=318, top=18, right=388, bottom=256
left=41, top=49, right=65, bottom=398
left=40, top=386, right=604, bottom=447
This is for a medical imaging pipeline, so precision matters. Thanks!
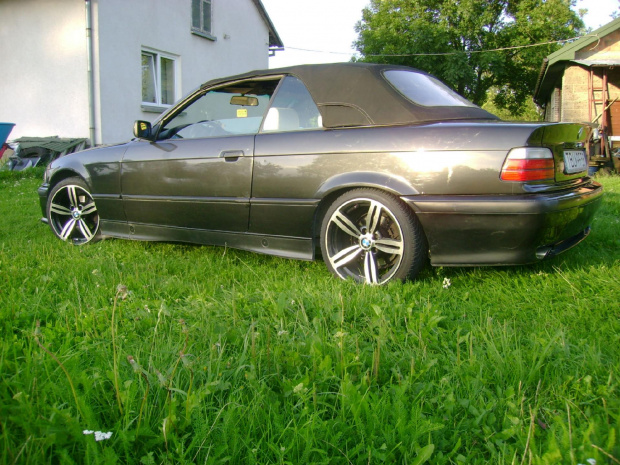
left=191, top=29, right=217, bottom=41
left=141, top=104, right=169, bottom=114
left=141, top=47, right=180, bottom=109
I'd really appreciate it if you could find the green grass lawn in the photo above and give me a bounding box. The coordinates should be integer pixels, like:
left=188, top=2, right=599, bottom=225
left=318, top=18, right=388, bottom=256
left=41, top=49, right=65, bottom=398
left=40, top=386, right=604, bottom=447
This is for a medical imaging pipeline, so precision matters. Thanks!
left=1, top=169, right=618, bottom=464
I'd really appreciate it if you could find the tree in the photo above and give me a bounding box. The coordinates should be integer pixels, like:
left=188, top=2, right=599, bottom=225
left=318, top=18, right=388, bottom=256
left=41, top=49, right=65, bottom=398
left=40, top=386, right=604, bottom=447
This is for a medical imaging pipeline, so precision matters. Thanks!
left=354, top=0, right=584, bottom=115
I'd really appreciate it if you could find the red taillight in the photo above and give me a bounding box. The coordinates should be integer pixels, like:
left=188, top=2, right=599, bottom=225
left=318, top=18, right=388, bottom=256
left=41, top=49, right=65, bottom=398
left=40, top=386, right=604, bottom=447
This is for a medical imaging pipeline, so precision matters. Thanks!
left=501, top=147, right=555, bottom=182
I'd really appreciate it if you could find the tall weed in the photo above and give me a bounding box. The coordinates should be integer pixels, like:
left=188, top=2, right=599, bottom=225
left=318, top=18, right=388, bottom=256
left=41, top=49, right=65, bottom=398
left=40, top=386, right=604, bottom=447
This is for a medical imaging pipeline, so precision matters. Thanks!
left=0, top=174, right=618, bottom=463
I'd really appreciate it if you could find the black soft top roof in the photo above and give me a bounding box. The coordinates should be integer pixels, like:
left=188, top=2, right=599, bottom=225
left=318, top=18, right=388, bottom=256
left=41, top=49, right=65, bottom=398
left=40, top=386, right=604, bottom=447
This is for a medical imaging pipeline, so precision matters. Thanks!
left=201, top=62, right=498, bottom=128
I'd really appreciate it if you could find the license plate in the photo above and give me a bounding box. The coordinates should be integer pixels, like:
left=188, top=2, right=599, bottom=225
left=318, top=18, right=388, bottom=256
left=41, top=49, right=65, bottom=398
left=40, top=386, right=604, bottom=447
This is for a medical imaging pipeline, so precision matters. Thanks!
left=563, top=150, right=587, bottom=174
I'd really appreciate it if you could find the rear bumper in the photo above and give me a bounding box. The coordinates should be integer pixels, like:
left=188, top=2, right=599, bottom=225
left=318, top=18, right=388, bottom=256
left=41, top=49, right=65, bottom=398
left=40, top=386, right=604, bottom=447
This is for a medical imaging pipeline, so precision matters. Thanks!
left=402, top=181, right=603, bottom=266
left=535, top=226, right=590, bottom=260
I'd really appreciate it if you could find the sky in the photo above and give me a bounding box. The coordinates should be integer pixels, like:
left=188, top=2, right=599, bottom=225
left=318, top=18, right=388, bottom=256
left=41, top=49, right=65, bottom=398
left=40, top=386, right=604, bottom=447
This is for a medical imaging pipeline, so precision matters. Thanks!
left=261, top=0, right=620, bottom=69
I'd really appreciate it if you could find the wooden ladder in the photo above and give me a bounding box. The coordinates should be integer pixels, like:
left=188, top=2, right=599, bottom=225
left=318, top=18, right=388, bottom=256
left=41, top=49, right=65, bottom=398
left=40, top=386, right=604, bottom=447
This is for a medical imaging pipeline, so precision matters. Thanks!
left=588, top=68, right=610, bottom=157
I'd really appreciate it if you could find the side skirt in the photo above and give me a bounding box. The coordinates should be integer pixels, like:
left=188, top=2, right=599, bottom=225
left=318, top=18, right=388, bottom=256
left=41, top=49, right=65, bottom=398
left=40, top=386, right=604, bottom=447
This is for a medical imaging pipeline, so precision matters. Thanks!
left=100, top=220, right=315, bottom=260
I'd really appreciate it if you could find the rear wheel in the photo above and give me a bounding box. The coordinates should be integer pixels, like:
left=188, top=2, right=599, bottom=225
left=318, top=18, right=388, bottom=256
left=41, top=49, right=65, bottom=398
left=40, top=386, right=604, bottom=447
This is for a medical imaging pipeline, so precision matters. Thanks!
left=46, top=177, right=100, bottom=245
left=320, top=189, right=427, bottom=284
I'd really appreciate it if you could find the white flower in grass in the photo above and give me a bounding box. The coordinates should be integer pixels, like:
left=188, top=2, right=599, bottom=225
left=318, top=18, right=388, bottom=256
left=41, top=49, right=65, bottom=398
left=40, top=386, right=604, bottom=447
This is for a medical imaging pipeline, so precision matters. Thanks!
left=83, top=430, right=113, bottom=441
left=442, top=277, right=451, bottom=289
left=95, top=431, right=113, bottom=441
left=587, top=459, right=597, bottom=465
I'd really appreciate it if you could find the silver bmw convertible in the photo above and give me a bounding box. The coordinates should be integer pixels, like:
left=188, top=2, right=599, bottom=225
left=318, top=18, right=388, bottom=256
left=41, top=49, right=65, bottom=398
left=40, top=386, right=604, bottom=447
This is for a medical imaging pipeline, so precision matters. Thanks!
left=38, top=63, right=603, bottom=284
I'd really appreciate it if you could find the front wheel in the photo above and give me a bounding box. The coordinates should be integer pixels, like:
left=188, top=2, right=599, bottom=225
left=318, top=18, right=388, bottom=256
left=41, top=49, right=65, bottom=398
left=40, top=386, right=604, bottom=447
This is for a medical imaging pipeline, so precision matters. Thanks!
left=46, top=177, right=100, bottom=245
left=320, top=189, right=427, bottom=284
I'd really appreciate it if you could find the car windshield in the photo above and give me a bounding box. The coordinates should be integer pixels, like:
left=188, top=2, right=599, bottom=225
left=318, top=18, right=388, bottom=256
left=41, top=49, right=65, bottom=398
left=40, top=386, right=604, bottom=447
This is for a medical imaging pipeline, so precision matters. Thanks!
left=384, top=70, right=475, bottom=107
left=158, top=79, right=279, bottom=139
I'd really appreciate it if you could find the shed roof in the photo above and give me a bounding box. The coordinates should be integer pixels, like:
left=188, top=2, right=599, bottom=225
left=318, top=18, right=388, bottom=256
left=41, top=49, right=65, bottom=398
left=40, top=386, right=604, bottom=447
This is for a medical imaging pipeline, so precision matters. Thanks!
left=13, top=136, right=87, bottom=153
left=534, top=17, right=620, bottom=104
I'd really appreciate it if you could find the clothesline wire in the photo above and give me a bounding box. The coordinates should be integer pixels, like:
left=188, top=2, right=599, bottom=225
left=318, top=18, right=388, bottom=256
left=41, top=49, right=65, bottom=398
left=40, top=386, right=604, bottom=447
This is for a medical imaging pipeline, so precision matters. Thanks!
left=281, top=34, right=599, bottom=57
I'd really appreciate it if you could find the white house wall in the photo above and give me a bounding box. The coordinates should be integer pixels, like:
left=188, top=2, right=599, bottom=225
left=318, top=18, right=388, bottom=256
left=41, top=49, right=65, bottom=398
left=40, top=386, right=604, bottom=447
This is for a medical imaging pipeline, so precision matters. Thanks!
left=0, top=0, right=90, bottom=141
left=0, top=0, right=273, bottom=145
left=94, top=0, right=273, bottom=144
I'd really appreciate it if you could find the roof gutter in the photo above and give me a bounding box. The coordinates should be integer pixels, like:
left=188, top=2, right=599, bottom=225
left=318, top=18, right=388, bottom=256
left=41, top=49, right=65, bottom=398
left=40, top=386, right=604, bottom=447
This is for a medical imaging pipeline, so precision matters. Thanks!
left=533, top=58, right=549, bottom=105
left=250, top=0, right=284, bottom=52
left=85, top=0, right=97, bottom=146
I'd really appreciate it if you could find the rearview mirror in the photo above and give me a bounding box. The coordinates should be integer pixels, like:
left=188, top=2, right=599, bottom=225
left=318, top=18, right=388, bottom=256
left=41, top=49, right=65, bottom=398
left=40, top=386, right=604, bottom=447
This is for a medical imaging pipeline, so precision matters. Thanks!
left=230, top=96, right=258, bottom=107
left=133, top=120, right=152, bottom=139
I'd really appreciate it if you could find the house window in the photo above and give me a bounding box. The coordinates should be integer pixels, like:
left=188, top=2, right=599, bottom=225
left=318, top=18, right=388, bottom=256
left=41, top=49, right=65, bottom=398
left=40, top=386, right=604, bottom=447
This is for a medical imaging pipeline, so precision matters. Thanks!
left=191, top=0, right=214, bottom=40
left=141, top=50, right=177, bottom=109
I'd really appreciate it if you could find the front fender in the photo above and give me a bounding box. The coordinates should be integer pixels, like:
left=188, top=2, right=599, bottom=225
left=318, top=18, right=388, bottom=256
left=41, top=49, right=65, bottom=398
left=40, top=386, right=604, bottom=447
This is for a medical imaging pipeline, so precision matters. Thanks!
left=45, top=143, right=129, bottom=222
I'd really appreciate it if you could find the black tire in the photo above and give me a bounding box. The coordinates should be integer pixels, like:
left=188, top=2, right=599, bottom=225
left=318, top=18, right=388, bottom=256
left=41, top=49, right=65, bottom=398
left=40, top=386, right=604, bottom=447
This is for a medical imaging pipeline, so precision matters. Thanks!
left=46, top=177, right=100, bottom=245
left=320, top=189, right=427, bottom=284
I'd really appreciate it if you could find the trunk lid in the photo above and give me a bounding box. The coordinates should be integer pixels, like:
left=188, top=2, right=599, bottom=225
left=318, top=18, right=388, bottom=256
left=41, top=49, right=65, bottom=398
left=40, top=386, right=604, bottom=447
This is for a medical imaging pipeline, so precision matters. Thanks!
left=528, top=122, right=591, bottom=183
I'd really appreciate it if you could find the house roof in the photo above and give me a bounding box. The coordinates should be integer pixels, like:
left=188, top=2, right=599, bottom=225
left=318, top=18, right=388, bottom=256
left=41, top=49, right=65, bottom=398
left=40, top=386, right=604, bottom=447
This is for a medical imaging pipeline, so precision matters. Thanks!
left=251, top=0, right=283, bottom=49
left=196, top=63, right=498, bottom=128
left=534, top=17, right=620, bottom=104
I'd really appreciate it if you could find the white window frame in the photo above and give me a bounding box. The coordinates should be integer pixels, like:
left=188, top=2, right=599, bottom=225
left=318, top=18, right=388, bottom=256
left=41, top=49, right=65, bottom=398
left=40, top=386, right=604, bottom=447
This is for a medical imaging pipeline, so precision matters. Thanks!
left=141, top=49, right=180, bottom=112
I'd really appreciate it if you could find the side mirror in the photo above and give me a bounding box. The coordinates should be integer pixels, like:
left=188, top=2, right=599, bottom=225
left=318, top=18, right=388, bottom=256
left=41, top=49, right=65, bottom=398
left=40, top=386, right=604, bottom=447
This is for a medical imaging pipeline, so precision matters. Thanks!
left=133, top=120, right=152, bottom=139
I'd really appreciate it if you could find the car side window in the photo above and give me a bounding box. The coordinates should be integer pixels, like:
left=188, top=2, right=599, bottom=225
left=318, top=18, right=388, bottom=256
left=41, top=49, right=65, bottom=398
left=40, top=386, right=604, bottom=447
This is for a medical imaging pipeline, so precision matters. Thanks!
left=158, top=79, right=280, bottom=140
left=262, top=76, right=323, bottom=133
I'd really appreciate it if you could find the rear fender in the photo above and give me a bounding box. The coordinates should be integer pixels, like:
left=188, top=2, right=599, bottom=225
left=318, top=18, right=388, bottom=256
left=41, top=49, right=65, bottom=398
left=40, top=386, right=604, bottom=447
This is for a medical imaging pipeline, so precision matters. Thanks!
left=315, top=171, right=419, bottom=199
left=311, top=171, right=420, bottom=245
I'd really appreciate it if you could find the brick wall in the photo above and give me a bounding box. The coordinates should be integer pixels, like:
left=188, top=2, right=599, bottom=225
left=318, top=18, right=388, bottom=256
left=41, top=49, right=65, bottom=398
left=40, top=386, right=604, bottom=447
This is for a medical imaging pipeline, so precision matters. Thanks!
left=560, top=66, right=620, bottom=124
left=545, top=87, right=561, bottom=122
left=561, top=65, right=591, bottom=122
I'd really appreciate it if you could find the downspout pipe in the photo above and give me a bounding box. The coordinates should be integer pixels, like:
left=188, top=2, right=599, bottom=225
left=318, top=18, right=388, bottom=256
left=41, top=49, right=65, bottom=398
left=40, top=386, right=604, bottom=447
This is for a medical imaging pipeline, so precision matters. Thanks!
left=85, top=0, right=96, bottom=146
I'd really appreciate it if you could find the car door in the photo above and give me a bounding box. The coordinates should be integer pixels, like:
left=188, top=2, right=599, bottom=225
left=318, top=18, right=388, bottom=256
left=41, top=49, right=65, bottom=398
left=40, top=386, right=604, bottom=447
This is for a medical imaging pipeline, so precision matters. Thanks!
left=120, top=77, right=280, bottom=233
left=251, top=75, right=326, bottom=238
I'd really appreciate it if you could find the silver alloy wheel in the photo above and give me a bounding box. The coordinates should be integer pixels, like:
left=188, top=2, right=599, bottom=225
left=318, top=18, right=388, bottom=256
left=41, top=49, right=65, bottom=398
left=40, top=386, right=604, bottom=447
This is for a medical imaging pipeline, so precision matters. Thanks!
left=323, top=197, right=405, bottom=284
left=48, top=182, right=99, bottom=245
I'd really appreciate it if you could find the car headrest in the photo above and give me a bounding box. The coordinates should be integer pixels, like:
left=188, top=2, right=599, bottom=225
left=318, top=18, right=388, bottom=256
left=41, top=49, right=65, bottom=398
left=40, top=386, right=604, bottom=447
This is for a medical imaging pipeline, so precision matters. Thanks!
left=263, top=107, right=300, bottom=132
